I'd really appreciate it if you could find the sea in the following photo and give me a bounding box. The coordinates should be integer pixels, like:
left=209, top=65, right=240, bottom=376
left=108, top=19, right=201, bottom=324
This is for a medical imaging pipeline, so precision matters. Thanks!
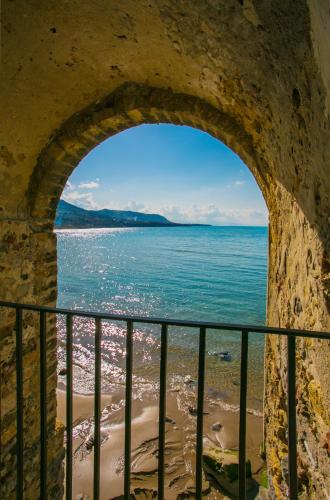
left=56, top=226, right=268, bottom=411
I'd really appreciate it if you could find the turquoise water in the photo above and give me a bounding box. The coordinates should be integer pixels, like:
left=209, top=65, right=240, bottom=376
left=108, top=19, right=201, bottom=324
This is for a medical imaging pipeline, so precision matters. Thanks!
left=57, top=226, right=268, bottom=408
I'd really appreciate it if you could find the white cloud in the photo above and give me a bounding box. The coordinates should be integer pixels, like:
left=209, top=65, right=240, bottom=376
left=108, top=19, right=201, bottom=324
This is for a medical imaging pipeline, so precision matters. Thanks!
left=159, top=204, right=268, bottom=226
left=234, top=181, right=245, bottom=186
left=78, top=181, right=100, bottom=189
left=61, top=179, right=101, bottom=209
left=102, top=200, right=267, bottom=225
left=62, top=190, right=99, bottom=210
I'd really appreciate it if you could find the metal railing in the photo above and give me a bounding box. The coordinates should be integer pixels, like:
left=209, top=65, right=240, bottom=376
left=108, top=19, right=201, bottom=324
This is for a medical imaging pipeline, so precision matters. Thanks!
left=1, top=300, right=330, bottom=500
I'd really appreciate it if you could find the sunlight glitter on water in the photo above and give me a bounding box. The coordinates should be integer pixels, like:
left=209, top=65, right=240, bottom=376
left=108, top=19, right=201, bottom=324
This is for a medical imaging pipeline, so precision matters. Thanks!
left=57, top=226, right=267, bottom=411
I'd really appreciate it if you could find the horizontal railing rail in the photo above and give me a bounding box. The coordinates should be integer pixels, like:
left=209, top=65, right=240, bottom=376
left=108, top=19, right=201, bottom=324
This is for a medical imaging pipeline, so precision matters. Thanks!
left=2, top=300, right=330, bottom=338
left=1, top=300, right=330, bottom=500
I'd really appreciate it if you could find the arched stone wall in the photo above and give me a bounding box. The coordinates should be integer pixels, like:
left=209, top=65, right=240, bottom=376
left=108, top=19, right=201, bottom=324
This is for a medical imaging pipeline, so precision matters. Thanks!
left=28, top=83, right=271, bottom=219
left=24, top=83, right=330, bottom=498
left=1, top=1, right=329, bottom=498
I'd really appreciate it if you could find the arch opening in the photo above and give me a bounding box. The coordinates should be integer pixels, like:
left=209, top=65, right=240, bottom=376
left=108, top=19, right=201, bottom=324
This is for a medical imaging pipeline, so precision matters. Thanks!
left=28, top=84, right=272, bottom=223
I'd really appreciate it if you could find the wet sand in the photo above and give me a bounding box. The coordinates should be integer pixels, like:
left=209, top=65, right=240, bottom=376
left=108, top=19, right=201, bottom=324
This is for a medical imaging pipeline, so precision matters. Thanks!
left=57, top=381, right=264, bottom=499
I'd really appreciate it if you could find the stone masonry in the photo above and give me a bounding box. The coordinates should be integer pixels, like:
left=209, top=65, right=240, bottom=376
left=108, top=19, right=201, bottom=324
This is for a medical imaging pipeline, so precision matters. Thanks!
left=1, top=1, right=329, bottom=498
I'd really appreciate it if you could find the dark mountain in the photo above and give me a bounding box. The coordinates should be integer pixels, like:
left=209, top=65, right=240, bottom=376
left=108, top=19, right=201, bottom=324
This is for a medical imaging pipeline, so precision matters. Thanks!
left=55, top=200, right=208, bottom=229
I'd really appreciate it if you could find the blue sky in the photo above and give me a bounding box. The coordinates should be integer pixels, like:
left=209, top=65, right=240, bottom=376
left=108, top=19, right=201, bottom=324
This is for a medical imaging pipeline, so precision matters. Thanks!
left=62, top=124, right=268, bottom=225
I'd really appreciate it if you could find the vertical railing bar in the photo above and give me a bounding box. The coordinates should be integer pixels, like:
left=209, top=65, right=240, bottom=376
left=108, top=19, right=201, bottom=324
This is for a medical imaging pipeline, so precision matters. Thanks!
left=15, top=307, right=24, bottom=500
left=66, top=314, right=73, bottom=500
left=287, top=335, right=298, bottom=500
left=93, top=318, right=102, bottom=500
left=158, top=324, right=168, bottom=499
left=239, top=329, right=249, bottom=500
left=39, top=311, right=48, bottom=498
left=124, top=320, right=133, bottom=500
left=195, top=326, right=206, bottom=500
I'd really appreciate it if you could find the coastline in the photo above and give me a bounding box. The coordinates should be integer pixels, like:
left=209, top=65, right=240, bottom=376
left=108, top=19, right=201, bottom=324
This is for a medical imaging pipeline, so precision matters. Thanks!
left=57, top=378, right=264, bottom=499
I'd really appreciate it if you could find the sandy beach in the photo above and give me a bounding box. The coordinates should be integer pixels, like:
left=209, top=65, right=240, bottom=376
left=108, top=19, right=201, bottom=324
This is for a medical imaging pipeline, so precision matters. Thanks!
left=57, top=377, right=264, bottom=499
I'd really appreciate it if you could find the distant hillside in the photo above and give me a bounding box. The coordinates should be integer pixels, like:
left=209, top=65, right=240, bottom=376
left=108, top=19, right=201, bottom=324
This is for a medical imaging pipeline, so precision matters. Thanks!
left=55, top=200, right=208, bottom=229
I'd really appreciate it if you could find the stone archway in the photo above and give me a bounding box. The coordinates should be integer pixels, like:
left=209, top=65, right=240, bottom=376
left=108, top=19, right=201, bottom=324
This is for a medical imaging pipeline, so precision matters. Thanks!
left=24, top=82, right=329, bottom=498
left=28, top=83, right=271, bottom=219
left=1, top=1, right=330, bottom=498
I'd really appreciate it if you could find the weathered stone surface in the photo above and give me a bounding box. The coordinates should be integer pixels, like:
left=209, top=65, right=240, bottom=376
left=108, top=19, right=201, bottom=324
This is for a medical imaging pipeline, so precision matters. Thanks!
left=0, top=0, right=329, bottom=498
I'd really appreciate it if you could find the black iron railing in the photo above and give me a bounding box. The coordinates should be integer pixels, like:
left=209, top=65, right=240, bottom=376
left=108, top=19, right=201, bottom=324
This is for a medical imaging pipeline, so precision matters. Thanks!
left=1, top=300, right=330, bottom=500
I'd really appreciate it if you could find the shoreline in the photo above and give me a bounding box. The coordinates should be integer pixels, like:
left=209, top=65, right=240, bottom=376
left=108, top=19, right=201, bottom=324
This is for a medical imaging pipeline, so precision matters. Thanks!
left=57, top=379, right=265, bottom=499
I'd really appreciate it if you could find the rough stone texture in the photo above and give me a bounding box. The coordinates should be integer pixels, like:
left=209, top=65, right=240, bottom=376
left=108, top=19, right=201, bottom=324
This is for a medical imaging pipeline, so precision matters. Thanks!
left=0, top=0, right=329, bottom=498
